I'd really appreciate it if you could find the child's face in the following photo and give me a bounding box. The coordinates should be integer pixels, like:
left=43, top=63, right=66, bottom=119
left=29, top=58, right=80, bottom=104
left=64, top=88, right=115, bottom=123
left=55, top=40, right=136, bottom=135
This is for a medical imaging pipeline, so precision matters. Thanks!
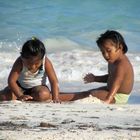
left=99, top=39, right=122, bottom=63
left=21, top=56, right=43, bottom=71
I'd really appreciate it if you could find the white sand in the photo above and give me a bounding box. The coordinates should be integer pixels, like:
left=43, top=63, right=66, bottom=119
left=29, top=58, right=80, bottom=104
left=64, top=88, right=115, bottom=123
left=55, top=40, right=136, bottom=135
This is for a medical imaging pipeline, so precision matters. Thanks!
left=0, top=81, right=139, bottom=140
left=0, top=97, right=140, bottom=140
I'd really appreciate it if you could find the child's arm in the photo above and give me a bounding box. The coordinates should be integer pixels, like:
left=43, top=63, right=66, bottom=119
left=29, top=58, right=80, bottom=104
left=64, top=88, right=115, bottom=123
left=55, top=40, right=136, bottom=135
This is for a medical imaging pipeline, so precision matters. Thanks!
left=84, top=73, right=108, bottom=83
left=105, top=63, right=124, bottom=104
left=8, top=57, right=33, bottom=101
left=45, top=57, right=60, bottom=103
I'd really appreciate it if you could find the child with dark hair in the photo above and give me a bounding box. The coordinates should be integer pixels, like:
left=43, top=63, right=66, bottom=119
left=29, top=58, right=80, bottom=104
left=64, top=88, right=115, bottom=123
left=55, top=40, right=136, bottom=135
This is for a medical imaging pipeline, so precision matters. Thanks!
left=83, top=30, right=134, bottom=104
left=59, top=30, right=134, bottom=104
left=0, top=37, right=60, bottom=102
left=96, top=30, right=128, bottom=53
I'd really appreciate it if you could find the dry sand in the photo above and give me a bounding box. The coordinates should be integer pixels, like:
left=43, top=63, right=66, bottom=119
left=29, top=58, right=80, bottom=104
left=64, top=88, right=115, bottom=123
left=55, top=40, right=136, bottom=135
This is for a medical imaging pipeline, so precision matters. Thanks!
left=0, top=96, right=140, bottom=140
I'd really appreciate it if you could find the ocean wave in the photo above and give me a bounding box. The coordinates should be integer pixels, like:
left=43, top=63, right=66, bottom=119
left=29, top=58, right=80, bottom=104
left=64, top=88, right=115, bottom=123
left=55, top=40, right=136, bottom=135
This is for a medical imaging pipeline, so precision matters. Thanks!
left=0, top=49, right=139, bottom=88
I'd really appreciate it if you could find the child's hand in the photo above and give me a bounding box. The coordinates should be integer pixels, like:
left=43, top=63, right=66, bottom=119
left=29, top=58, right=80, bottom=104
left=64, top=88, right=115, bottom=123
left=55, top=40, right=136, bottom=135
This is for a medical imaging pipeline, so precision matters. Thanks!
left=18, top=95, right=33, bottom=101
left=104, top=97, right=113, bottom=104
left=52, top=97, right=61, bottom=103
left=104, top=99, right=111, bottom=104
left=83, top=73, right=95, bottom=83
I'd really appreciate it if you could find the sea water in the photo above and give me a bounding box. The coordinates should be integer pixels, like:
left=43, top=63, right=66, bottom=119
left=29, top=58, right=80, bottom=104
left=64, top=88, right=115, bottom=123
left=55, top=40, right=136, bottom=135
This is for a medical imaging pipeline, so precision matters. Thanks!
left=0, top=0, right=140, bottom=103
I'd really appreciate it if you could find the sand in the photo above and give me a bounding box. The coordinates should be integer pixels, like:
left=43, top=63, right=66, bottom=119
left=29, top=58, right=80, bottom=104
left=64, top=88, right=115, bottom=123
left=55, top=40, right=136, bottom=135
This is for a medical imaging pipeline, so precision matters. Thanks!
left=0, top=81, right=140, bottom=140
left=0, top=96, right=140, bottom=140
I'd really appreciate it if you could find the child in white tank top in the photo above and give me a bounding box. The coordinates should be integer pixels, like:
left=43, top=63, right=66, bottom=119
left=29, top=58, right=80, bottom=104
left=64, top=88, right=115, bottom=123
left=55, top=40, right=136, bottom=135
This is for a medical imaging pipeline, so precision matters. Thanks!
left=0, top=37, right=60, bottom=102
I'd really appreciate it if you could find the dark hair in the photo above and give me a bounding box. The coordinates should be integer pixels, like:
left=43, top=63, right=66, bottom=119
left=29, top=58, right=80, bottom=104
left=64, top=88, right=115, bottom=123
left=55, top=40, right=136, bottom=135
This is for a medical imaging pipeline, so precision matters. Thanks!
left=21, top=37, right=46, bottom=59
left=96, top=30, right=128, bottom=53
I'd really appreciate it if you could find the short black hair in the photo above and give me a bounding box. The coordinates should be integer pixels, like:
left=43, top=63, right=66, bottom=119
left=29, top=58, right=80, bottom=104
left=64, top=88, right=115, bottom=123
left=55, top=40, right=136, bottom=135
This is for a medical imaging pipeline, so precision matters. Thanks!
left=21, top=37, right=46, bottom=59
left=96, top=30, right=128, bottom=53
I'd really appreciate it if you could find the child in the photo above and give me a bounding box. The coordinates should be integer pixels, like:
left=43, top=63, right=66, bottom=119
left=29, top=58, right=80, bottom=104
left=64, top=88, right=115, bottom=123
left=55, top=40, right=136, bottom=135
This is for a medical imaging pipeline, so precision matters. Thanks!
left=0, top=37, right=60, bottom=102
left=84, top=30, right=134, bottom=104
left=59, top=30, right=134, bottom=104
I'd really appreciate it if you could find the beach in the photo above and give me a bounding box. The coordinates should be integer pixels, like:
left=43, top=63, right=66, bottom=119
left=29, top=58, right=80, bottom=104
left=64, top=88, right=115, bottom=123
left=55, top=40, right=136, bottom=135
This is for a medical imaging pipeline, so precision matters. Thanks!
left=0, top=81, right=140, bottom=140
left=0, top=80, right=140, bottom=140
left=0, top=0, right=140, bottom=139
left=0, top=99, right=140, bottom=140
left=0, top=50, right=140, bottom=140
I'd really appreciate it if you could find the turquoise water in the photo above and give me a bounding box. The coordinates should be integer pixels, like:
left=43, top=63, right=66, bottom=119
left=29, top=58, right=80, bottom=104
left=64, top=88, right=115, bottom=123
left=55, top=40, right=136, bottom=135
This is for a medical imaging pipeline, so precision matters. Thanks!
left=0, top=0, right=140, bottom=52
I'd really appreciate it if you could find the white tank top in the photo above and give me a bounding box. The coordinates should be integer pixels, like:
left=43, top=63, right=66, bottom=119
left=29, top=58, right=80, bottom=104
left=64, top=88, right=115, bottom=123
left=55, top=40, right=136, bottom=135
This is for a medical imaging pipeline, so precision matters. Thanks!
left=18, top=56, right=48, bottom=89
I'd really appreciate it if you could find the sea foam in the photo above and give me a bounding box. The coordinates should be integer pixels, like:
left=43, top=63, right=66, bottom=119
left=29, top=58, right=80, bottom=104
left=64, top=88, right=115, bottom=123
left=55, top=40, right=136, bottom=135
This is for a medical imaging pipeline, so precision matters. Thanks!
left=0, top=40, right=140, bottom=88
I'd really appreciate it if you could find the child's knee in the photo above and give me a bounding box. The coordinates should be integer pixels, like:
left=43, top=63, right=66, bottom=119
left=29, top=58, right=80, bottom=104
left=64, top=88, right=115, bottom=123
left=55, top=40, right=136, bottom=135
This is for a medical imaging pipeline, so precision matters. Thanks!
left=39, top=90, right=50, bottom=101
left=0, top=87, right=17, bottom=101
left=31, top=87, right=50, bottom=101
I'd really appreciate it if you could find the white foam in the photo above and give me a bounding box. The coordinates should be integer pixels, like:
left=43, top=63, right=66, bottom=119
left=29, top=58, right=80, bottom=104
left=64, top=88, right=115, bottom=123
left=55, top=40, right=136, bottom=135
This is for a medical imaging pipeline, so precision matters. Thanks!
left=0, top=46, right=140, bottom=88
left=49, top=50, right=107, bottom=82
left=43, top=37, right=82, bottom=53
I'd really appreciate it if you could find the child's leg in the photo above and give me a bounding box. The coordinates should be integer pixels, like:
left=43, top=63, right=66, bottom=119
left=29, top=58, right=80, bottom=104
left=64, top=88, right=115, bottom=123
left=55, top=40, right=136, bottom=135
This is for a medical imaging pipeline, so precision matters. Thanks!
left=0, top=87, right=17, bottom=101
left=59, top=86, right=115, bottom=103
left=90, top=89, right=108, bottom=100
left=58, top=87, right=105, bottom=101
left=90, top=89, right=115, bottom=103
left=59, top=86, right=105, bottom=101
left=29, top=85, right=51, bottom=101
left=59, top=90, right=90, bottom=101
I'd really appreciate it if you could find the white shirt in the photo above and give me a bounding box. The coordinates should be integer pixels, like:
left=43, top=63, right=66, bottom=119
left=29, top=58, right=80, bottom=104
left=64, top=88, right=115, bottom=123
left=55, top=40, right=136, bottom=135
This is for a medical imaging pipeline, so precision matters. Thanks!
left=18, top=56, right=48, bottom=89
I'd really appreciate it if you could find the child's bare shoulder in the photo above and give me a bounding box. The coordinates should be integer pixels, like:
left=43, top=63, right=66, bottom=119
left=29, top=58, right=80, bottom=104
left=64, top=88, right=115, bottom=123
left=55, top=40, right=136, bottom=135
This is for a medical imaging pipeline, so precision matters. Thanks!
left=117, top=55, right=133, bottom=75
left=118, top=55, right=131, bottom=66
left=12, top=57, right=23, bottom=70
left=113, top=55, right=132, bottom=74
left=14, top=57, right=22, bottom=64
left=122, top=55, right=132, bottom=67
